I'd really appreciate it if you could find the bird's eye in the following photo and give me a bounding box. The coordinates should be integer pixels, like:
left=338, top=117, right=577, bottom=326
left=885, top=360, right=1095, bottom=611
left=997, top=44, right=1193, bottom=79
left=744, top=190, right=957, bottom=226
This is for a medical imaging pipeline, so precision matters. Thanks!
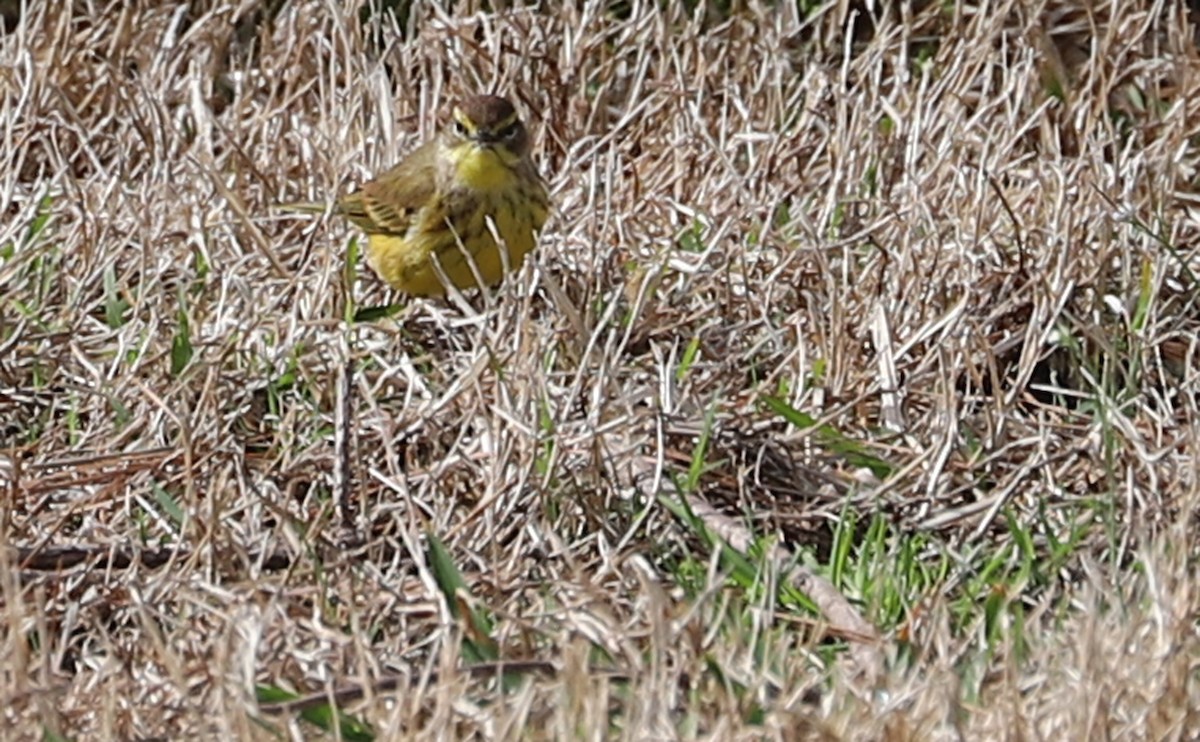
left=499, top=124, right=518, bottom=140
left=454, top=120, right=469, bottom=137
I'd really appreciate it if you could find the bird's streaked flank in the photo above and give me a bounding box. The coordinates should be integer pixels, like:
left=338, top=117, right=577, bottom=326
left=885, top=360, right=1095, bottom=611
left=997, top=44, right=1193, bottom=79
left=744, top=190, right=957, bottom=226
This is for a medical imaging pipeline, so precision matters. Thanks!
left=282, top=95, right=549, bottom=297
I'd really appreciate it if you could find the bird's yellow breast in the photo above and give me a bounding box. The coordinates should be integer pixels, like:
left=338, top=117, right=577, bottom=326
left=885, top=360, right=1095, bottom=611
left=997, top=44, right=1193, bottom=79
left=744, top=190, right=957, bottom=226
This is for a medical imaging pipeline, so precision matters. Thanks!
left=364, top=185, right=544, bottom=298
left=448, top=144, right=519, bottom=191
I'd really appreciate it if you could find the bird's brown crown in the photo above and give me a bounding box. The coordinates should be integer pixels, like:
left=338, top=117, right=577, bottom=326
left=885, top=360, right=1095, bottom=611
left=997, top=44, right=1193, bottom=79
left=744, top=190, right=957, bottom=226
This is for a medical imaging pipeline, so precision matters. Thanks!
left=456, top=95, right=517, bottom=127
left=449, top=95, right=529, bottom=155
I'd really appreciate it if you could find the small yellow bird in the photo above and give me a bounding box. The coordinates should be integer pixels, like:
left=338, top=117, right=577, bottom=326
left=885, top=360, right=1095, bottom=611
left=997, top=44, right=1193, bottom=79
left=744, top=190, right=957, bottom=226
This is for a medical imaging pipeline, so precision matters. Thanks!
left=283, top=95, right=549, bottom=297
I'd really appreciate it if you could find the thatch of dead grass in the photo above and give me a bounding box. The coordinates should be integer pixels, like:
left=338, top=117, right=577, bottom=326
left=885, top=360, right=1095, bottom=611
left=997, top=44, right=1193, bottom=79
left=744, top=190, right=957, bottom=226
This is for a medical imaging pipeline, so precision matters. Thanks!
left=3, top=0, right=1200, bottom=739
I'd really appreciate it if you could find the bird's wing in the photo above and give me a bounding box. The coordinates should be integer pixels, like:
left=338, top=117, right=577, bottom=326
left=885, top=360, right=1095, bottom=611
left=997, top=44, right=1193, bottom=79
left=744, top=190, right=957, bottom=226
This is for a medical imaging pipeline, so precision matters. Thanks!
left=338, top=139, right=440, bottom=236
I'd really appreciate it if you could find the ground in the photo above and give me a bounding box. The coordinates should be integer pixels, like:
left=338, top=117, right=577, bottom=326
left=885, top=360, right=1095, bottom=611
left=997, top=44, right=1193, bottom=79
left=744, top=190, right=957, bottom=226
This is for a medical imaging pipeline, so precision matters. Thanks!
left=2, top=1, right=1199, bottom=739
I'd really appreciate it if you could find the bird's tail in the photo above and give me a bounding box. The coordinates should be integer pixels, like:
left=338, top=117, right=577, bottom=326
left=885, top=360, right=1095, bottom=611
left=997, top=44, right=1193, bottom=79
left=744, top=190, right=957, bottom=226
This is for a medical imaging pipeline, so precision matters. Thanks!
left=276, top=201, right=335, bottom=215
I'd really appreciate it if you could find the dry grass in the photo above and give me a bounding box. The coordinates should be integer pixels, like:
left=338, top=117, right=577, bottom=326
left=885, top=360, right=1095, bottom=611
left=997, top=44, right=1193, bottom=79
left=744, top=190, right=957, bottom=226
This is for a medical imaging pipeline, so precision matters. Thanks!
left=3, top=0, right=1200, bottom=739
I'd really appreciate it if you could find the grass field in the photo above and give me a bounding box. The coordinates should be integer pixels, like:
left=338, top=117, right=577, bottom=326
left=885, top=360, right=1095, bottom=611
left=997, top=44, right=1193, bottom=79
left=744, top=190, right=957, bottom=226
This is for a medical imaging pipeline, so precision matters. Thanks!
left=3, top=1, right=1200, bottom=739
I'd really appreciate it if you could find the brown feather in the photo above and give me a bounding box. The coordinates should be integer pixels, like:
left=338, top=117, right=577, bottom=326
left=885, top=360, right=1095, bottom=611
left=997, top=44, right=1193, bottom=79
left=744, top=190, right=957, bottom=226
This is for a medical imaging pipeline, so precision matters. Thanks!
left=336, top=138, right=441, bottom=235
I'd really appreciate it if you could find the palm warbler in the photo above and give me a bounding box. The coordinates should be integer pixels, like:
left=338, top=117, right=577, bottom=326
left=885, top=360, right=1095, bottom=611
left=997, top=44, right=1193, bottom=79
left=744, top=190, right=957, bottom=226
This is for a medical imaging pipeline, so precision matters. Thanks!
left=282, top=95, right=549, bottom=297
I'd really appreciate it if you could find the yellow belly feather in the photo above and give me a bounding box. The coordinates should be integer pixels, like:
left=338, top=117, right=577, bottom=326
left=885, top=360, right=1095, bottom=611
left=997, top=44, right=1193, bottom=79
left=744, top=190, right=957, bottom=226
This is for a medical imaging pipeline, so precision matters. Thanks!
left=365, top=147, right=544, bottom=297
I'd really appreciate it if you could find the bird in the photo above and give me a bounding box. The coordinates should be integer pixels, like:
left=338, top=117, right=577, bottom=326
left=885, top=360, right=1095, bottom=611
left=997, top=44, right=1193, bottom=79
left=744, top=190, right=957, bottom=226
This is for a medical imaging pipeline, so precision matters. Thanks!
left=281, top=94, right=549, bottom=297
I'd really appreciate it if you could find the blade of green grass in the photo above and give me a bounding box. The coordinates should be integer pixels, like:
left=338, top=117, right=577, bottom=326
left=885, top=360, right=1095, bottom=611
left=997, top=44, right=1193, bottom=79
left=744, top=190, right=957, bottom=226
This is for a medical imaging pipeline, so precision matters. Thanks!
left=256, top=685, right=374, bottom=741
left=426, top=532, right=499, bottom=664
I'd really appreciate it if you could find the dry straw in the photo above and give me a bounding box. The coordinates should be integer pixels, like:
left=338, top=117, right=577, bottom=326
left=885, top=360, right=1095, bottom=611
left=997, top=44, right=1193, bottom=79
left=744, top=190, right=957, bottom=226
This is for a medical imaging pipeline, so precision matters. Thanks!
left=2, top=1, right=1199, bottom=738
